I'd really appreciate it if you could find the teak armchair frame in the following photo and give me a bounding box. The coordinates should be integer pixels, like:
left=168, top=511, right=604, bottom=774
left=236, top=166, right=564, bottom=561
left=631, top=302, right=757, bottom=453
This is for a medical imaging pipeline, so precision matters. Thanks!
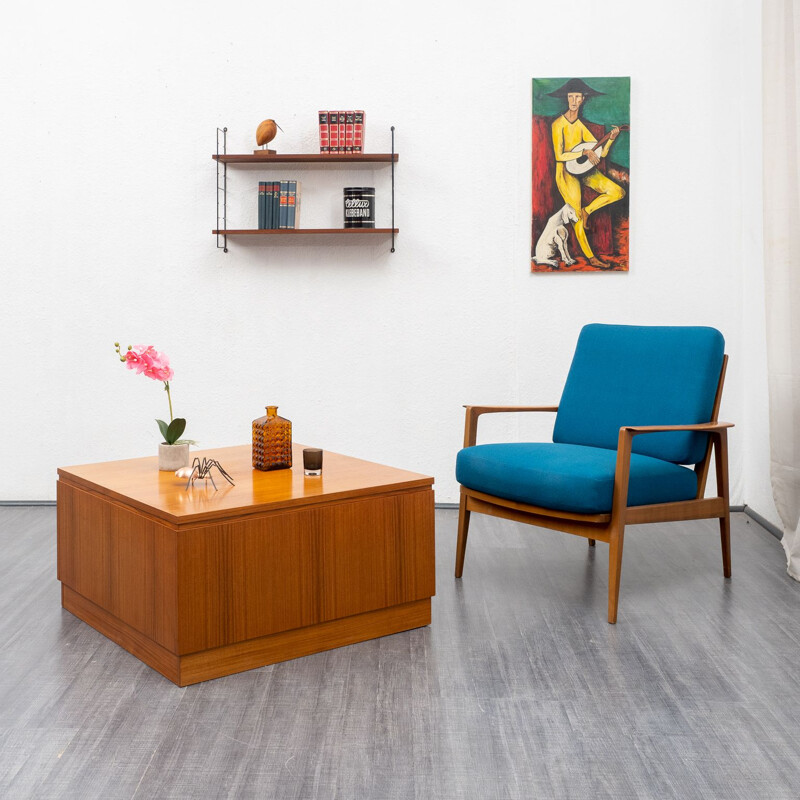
left=455, top=356, right=732, bottom=624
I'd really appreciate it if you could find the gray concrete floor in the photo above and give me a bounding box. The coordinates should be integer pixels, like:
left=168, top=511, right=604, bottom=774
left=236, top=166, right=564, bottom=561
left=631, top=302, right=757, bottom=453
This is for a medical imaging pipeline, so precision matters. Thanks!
left=1, top=506, right=799, bottom=799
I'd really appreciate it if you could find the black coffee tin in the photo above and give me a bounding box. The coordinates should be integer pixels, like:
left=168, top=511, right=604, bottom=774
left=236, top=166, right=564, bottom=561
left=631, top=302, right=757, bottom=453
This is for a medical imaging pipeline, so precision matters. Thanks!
left=343, top=187, right=375, bottom=228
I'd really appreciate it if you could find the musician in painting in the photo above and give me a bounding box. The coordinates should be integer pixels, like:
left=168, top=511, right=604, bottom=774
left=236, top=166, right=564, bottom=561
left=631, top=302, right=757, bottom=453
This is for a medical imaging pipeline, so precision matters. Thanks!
left=549, top=78, right=625, bottom=269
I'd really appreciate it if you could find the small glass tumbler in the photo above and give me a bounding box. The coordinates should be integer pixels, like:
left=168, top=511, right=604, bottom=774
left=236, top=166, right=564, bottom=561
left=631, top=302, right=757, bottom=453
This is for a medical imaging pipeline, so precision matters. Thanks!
left=303, top=448, right=323, bottom=476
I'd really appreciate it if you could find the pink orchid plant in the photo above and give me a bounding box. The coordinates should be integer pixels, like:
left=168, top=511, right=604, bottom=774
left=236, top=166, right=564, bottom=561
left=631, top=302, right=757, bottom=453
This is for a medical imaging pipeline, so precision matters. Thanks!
left=114, top=343, right=196, bottom=446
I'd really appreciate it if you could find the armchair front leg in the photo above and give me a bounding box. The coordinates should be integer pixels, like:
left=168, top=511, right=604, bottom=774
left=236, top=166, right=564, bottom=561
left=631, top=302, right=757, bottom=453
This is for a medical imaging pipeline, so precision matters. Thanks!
left=607, top=428, right=635, bottom=624
left=456, top=404, right=559, bottom=577
left=455, top=493, right=470, bottom=578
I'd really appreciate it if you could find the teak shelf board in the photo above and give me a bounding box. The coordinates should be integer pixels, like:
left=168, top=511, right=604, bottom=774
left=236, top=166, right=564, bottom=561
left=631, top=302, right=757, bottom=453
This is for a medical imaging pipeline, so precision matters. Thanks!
left=212, top=153, right=399, bottom=164
left=212, top=228, right=399, bottom=236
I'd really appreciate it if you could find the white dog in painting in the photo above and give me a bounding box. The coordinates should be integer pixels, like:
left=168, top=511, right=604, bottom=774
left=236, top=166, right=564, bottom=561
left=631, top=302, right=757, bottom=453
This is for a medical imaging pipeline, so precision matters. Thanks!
left=533, top=204, right=579, bottom=268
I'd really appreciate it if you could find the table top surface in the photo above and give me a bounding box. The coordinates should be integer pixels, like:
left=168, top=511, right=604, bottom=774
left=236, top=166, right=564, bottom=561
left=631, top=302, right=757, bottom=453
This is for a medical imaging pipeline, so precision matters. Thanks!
left=58, top=444, right=434, bottom=525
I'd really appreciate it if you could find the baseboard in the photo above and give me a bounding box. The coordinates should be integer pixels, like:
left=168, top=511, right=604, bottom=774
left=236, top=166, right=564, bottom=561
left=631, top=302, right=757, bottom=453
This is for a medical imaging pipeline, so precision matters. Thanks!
left=437, top=502, right=750, bottom=513
left=743, top=505, right=783, bottom=540
left=0, top=501, right=56, bottom=507
left=0, top=501, right=784, bottom=544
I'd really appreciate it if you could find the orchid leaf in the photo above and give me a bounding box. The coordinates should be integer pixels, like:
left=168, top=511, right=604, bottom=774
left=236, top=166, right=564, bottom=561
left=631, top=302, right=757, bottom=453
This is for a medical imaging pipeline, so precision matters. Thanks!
left=156, top=419, right=170, bottom=442
left=165, top=418, right=187, bottom=445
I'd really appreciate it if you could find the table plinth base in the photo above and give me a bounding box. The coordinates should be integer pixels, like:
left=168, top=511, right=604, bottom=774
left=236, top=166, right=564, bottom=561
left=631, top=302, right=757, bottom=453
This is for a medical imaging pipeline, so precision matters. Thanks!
left=63, top=586, right=431, bottom=687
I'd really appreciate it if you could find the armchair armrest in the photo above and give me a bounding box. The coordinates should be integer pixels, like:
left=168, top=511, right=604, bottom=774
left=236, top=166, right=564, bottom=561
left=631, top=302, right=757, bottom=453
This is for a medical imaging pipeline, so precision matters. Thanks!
left=610, top=421, right=733, bottom=519
left=622, top=421, right=734, bottom=435
left=462, top=405, right=558, bottom=448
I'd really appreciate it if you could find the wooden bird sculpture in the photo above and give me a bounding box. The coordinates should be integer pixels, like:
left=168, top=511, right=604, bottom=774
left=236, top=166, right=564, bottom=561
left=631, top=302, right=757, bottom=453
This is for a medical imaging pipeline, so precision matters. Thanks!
left=255, top=119, right=283, bottom=154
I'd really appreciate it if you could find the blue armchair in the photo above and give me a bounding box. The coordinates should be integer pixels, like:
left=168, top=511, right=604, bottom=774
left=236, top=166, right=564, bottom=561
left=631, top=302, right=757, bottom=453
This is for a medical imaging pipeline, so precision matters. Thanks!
left=455, top=324, right=732, bottom=623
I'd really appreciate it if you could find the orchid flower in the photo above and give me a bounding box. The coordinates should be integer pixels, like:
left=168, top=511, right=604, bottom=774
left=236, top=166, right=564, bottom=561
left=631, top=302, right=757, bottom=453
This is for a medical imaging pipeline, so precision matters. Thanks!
left=114, top=342, right=196, bottom=446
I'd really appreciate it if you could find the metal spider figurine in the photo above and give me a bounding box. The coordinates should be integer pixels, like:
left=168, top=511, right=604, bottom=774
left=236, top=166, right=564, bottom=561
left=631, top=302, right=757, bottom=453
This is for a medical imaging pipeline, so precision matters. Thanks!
left=176, top=457, right=235, bottom=491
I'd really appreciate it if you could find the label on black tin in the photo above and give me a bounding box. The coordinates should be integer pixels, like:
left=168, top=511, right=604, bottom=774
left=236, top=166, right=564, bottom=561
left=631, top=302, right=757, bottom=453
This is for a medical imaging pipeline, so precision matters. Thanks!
left=343, top=187, right=375, bottom=228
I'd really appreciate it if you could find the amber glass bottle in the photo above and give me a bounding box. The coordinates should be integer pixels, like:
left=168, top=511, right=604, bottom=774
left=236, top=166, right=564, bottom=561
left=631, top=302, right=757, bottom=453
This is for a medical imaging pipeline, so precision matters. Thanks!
left=252, top=405, right=292, bottom=471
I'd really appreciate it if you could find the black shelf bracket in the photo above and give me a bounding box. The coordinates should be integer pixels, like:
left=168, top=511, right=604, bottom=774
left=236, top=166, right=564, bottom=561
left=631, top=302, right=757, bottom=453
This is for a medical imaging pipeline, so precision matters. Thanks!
left=390, top=126, right=396, bottom=253
left=216, top=127, right=228, bottom=253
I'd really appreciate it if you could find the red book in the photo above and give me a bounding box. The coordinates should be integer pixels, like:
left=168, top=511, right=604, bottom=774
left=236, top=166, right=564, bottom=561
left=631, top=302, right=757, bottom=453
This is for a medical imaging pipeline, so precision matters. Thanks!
left=318, top=110, right=330, bottom=154
left=353, top=110, right=365, bottom=153
left=344, top=110, right=355, bottom=153
left=328, top=111, right=339, bottom=153
left=338, top=112, right=345, bottom=155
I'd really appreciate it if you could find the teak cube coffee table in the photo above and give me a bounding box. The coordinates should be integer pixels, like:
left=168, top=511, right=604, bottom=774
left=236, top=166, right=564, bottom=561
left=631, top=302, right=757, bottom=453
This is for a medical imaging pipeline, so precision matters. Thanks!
left=57, top=445, right=435, bottom=686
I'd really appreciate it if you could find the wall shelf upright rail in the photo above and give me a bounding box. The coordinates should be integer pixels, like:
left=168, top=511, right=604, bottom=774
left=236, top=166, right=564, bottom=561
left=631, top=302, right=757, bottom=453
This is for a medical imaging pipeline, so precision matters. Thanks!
left=216, top=127, right=228, bottom=253
left=391, top=126, right=395, bottom=253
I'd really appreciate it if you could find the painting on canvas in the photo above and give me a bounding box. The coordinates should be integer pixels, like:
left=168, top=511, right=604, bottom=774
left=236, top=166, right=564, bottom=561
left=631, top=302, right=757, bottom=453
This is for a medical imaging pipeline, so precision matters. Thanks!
left=531, top=77, right=630, bottom=273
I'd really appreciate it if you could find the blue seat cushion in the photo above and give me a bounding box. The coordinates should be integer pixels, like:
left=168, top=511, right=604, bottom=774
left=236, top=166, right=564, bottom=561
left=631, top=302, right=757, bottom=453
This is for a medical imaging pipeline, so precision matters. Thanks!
left=553, top=324, right=725, bottom=464
left=456, top=443, right=698, bottom=515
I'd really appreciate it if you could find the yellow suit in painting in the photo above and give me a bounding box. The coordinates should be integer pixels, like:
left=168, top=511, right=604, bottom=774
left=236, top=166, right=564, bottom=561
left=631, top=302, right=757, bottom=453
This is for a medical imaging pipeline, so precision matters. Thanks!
left=551, top=115, right=625, bottom=259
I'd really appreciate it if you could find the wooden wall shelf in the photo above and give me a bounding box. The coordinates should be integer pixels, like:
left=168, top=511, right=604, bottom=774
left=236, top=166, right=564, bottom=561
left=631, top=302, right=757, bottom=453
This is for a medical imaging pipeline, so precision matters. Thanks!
left=213, top=126, right=398, bottom=252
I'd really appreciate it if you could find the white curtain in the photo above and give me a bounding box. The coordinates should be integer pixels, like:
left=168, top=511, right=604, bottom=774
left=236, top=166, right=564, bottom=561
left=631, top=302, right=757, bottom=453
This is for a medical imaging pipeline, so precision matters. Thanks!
left=763, top=0, right=800, bottom=580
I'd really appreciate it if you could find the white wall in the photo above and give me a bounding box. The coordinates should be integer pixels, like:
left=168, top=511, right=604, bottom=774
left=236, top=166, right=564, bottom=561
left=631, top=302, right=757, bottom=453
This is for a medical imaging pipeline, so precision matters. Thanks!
left=0, top=0, right=775, bottom=518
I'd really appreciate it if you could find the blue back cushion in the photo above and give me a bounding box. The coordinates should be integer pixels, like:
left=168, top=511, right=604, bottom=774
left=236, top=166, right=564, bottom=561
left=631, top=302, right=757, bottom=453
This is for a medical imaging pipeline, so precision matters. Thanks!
left=552, top=324, right=725, bottom=464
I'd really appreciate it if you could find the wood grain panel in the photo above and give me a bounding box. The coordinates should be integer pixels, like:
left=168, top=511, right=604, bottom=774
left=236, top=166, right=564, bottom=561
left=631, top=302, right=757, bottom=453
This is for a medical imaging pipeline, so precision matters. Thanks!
left=321, top=489, right=435, bottom=621
left=176, top=522, right=230, bottom=654
left=152, top=523, right=178, bottom=649
left=55, top=479, right=74, bottom=584
left=177, top=508, right=319, bottom=654
left=111, top=503, right=154, bottom=637
left=229, top=508, right=319, bottom=644
left=57, top=482, right=113, bottom=609
left=176, top=489, right=435, bottom=655
left=57, top=482, right=178, bottom=651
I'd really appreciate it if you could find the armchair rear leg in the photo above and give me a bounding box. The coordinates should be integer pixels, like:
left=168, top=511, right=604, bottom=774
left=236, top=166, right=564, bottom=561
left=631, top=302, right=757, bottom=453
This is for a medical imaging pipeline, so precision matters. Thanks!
left=720, top=513, right=732, bottom=578
left=714, top=431, right=732, bottom=578
left=455, top=494, right=470, bottom=578
left=607, top=526, right=625, bottom=624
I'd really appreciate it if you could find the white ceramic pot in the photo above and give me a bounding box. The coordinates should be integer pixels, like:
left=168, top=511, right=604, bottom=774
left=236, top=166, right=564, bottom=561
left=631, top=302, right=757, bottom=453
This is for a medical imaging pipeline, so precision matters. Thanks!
left=158, top=442, right=190, bottom=471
